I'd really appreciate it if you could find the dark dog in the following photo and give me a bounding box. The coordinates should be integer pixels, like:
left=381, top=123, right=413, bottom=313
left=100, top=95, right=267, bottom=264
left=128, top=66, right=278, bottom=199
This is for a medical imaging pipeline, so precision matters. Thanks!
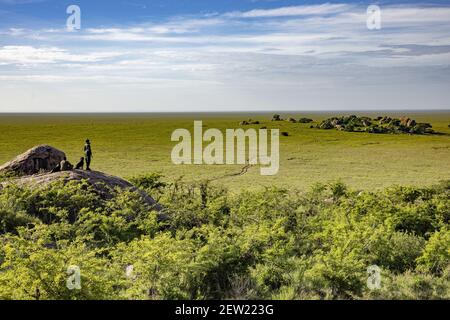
left=75, top=157, right=84, bottom=170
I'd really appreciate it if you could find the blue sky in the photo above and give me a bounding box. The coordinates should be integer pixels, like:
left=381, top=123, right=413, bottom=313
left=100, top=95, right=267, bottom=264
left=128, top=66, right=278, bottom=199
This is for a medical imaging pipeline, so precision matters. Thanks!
left=1, top=0, right=450, bottom=111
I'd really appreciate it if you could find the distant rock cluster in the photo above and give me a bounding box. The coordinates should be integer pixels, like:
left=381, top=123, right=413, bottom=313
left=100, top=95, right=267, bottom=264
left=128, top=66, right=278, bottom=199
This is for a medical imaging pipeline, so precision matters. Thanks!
left=271, top=114, right=313, bottom=123
left=239, top=119, right=260, bottom=125
left=234, top=114, right=438, bottom=136
left=316, top=115, right=434, bottom=134
left=238, top=114, right=315, bottom=126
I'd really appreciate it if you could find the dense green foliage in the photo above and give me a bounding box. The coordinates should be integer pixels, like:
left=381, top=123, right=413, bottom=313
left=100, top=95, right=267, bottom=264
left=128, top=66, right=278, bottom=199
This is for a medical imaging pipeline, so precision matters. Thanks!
left=0, top=176, right=449, bottom=300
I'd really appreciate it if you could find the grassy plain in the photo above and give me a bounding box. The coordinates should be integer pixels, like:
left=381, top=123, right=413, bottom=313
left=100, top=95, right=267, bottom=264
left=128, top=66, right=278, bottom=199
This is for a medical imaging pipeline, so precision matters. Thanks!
left=0, top=112, right=449, bottom=191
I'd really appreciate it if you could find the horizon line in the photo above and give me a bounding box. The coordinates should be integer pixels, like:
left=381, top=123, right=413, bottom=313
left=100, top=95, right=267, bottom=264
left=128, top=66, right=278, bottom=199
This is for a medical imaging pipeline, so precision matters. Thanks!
left=1, top=109, right=450, bottom=115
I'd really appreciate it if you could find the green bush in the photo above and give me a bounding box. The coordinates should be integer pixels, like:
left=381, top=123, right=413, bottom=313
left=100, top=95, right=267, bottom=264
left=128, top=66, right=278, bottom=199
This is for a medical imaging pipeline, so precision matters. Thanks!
left=417, top=228, right=450, bottom=274
left=0, top=176, right=448, bottom=300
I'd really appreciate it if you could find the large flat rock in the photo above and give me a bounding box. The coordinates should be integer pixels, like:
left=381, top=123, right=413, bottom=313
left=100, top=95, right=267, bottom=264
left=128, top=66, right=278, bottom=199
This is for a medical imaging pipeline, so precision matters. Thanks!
left=0, top=145, right=164, bottom=216
left=9, top=169, right=162, bottom=211
left=0, top=145, right=65, bottom=176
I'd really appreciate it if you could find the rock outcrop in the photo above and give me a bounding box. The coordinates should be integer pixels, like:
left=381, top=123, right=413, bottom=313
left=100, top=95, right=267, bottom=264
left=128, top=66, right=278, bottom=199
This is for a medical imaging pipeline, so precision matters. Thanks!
left=239, top=119, right=260, bottom=125
left=0, top=145, right=65, bottom=176
left=0, top=145, right=163, bottom=214
left=272, top=114, right=282, bottom=121
left=298, top=118, right=313, bottom=123
left=315, top=115, right=435, bottom=135
left=10, top=169, right=162, bottom=211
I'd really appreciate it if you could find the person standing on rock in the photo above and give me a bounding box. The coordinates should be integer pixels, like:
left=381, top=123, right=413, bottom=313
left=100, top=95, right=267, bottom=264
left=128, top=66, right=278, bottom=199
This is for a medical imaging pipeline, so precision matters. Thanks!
left=84, top=139, right=93, bottom=171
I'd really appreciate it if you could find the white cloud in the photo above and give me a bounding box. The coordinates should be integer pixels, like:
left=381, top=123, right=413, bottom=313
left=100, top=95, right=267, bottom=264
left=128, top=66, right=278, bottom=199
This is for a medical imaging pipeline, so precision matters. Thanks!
left=224, top=3, right=350, bottom=18
left=382, top=6, right=450, bottom=24
left=0, top=46, right=124, bottom=65
left=1, top=3, right=450, bottom=111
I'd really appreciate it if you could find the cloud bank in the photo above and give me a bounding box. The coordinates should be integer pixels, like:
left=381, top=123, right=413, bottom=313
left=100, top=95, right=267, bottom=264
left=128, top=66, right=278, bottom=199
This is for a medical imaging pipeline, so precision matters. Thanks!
left=0, top=3, right=449, bottom=111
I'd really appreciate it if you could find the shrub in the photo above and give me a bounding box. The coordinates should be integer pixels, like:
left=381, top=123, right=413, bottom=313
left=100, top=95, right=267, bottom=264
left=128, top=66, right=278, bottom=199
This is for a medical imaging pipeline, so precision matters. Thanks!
left=298, top=118, right=313, bottom=123
left=416, top=229, right=450, bottom=274
left=0, top=176, right=448, bottom=300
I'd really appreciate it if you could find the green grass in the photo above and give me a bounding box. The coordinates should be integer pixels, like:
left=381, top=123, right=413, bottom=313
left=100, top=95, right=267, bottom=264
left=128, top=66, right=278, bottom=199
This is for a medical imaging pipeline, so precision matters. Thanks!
left=0, top=112, right=449, bottom=191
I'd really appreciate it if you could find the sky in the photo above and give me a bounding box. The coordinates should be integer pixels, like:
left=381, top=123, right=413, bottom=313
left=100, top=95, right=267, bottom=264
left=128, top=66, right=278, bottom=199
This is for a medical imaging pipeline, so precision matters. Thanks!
left=0, top=0, right=450, bottom=112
